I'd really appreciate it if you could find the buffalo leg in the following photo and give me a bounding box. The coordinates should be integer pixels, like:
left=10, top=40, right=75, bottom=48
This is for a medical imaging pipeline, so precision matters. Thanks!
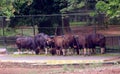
left=76, top=49, right=79, bottom=55
left=67, top=48, right=73, bottom=55
left=31, top=50, right=35, bottom=54
left=66, top=49, right=69, bottom=55
left=35, top=48, right=40, bottom=55
left=17, top=48, right=22, bottom=54
left=79, top=49, right=83, bottom=55
left=83, top=48, right=87, bottom=56
left=101, top=48, right=105, bottom=54
left=92, top=49, right=96, bottom=54
left=17, top=49, right=20, bottom=52
left=87, top=48, right=92, bottom=56
left=45, top=48, right=48, bottom=55
left=56, top=49, right=60, bottom=55
left=62, top=49, right=66, bottom=56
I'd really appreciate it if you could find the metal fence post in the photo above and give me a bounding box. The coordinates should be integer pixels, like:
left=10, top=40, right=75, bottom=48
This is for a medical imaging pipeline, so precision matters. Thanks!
left=2, top=16, right=7, bottom=49
left=32, top=16, right=35, bottom=36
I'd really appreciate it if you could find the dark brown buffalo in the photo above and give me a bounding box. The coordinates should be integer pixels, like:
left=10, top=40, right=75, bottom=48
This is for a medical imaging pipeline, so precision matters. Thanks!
left=34, top=33, right=51, bottom=54
left=53, top=36, right=65, bottom=55
left=73, top=35, right=87, bottom=55
left=72, top=33, right=106, bottom=56
left=16, top=36, right=36, bottom=53
left=85, top=33, right=106, bottom=55
left=50, top=34, right=76, bottom=55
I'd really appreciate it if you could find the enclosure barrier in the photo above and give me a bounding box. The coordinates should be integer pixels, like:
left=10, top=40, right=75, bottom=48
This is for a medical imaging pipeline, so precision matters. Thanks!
left=0, top=14, right=120, bottom=53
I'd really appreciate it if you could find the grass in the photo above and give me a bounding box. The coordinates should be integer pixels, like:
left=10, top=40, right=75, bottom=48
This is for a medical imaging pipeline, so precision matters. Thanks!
left=0, top=27, right=38, bottom=36
left=92, top=53, right=120, bottom=57
left=0, top=22, right=87, bottom=36
left=9, top=53, right=52, bottom=57
left=70, top=22, right=87, bottom=26
left=89, top=63, right=103, bottom=68
left=7, top=48, right=17, bottom=52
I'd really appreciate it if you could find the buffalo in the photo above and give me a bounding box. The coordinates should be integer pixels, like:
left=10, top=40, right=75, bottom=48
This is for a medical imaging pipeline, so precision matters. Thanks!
left=72, top=33, right=106, bottom=56
left=16, top=32, right=106, bottom=56
left=16, top=36, right=36, bottom=54
left=49, top=34, right=76, bottom=55
left=85, top=33, right=106, bottom=55
left=34, top=33, right=51, bottom=54
left=16, top=33, right=51, bottom=55
left=53, top=36, right=65, bottom=55
left=73, top=35, right=87, bottom=55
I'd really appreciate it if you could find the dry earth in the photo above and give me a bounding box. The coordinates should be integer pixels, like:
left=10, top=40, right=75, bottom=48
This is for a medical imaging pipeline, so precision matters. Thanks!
left=71, top=25, right=120, bottom=36
left=0, top=62, right=120, bottom=74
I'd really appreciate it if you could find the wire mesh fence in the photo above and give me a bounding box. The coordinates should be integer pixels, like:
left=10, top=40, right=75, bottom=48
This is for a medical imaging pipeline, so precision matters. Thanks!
left=0, top=13, right=120, bottom=53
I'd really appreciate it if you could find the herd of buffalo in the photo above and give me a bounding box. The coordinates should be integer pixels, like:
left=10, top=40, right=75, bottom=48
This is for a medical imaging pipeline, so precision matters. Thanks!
left=16, top=33, right=106, bottom=56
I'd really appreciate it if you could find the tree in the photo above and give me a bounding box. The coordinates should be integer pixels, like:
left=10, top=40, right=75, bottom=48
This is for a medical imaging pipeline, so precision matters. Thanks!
left=13, top=0, right=32, bottom=15
left=61, top=0, right=85, bottom=13
left=9, top=0, right=68, bottom=35
left=96, top=0, right=120, bottom=24
left=0, top=0, right=14, bottom=18
left=9, top=0, right=33, bottom=28
left=20, top=0, right=67, bottom=34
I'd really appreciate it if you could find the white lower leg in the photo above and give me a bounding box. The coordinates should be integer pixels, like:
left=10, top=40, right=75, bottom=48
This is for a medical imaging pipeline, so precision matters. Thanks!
left=56, top=50, right=60, bottom=55
left=17, top=49, right=22, bottom=54
left=83, top=48, right=87, bottom=55
left=101, top=48, right=105, bottom=54
left=62, top=49, right=66, bottom=56
left=45, top=48, right=48, bottom=55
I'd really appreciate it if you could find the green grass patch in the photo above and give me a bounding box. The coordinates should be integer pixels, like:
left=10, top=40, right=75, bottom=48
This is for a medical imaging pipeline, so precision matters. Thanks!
left=9, top=52, right=52, bottom=57
left=70, top=22, right=87, bottom=26
left=93, top=53, right=120, bottom=57
left=0, top=27, right=38, bottom=36
left=7, top=48, right=17, bottom=52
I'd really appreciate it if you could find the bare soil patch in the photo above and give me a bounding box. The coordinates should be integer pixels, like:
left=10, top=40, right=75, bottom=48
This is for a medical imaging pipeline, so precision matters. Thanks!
left=71, top=25, right=120, bottom=36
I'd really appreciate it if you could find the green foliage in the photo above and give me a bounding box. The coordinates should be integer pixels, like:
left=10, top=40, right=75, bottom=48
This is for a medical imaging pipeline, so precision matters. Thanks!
left=96, top=0, right=120, bottom=24
left=13, top=0, right=32, bottom=15
left=0, top=0, right=14, bottom=18
left=61, top=0, right=85, bottom=13
left=9, top=0, right=68, bottom=34
left=89, top=11, right=97, bottom=17
left=107, top=0, right=120, bottom=17
left=96, top=1, right=108, bottom=13
left=9, top=0, right=33, bottom=28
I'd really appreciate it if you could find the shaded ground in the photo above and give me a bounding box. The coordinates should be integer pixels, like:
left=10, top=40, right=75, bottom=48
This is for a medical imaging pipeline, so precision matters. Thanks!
left=0, top=62, right=120, bottom=74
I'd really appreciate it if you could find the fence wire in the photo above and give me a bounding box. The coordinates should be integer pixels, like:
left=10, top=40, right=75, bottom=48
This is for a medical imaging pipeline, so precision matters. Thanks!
left=0, top=14, right=119, bottom=53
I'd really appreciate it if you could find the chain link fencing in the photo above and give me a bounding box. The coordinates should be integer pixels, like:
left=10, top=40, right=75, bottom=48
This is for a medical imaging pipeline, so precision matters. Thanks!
left=0, top=13, right=120, bottom=53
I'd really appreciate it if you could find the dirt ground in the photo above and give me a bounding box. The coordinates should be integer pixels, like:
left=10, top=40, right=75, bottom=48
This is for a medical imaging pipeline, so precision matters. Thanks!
left=0, top=62, right=120, bottom=74
left=72, top=25, right=120, bottom=36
